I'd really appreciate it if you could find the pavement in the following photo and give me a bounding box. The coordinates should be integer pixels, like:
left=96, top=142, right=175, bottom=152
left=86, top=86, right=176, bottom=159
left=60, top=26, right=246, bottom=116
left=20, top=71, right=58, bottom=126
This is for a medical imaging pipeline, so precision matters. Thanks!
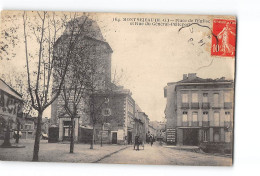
left=0, top=139, right=129, bottom=163
left=96, top=142, right=232, bottom=166
left=0, top=139, right=232, bottom=166
left=164, top=145, right=201, bottom=152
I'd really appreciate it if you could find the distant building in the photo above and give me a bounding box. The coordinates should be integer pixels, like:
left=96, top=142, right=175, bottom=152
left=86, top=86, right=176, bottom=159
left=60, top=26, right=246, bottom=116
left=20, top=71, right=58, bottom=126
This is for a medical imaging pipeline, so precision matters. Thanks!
left=148, top=124, right=156, bottom=138
left=149, top=121, right=166, bottom=141
left=157, top=121, right=166, bottom=141
left=90, top=87, right=136, bottom=145
left=20, top=115, right=35, bottom=139
left=134, top=105, right=149, bottom=143
left=164, top=73, right=234, bottom=153
left=42, top=117, right=51, bottom=135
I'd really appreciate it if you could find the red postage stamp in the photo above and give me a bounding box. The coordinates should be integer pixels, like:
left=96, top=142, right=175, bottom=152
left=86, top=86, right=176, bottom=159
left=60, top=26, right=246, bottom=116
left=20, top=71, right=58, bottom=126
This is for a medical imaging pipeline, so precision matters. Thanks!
left=211, top=19, right=236, bottom=57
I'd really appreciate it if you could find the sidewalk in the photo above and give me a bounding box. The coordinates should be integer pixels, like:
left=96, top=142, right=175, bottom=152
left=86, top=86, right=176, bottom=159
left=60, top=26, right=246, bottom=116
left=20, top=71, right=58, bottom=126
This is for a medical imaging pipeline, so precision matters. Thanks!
left=164, top=145, right=201, bottom=152
left=0, top=139, right=129, bottom=163
left=164, top=145, right=232, bottom=158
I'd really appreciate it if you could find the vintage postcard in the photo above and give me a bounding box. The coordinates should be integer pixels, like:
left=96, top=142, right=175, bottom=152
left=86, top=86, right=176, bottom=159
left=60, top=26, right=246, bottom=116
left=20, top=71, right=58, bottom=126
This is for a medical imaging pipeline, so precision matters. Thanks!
left=0, top=10, right=236, bottom=166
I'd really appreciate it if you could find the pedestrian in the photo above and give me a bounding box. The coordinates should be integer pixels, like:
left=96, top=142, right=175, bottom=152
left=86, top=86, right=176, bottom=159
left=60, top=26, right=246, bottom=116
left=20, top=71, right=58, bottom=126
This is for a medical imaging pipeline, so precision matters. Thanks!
left=134, top=135, right=138, bottom=150
left=138, top=136, right=142, bottom=150
left=124, top=136, right=127, bottom=145
left=134, top=135, right=140, bottom=151
left=150, top=135, right=154, bottom=146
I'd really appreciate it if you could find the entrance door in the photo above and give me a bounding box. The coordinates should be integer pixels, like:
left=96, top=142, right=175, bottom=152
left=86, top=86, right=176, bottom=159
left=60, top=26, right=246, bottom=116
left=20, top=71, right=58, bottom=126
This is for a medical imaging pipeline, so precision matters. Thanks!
left=63, top=121, right=72, bottom=141
left=63, top=126, right=71, bottom=141
left=183, top=128, right=199, bottom=146
left=112, top=132, right=117, bottom=144
left=128, top=131, right=132, bottom=144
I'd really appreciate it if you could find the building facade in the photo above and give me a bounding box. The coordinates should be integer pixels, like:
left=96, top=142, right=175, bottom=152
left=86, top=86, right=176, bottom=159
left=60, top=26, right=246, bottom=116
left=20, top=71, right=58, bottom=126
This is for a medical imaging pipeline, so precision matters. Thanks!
left=0, top=79, right=23, bottom=144
left=51, top=16, right=112, bottom=142
left=20, top=115, right=35, bottom=139
left=148, top=124, right=157, bottom=138
left=164, top=73, right=234, bottom=153
left=90, top=88, right=136, bottom=145
left=51, top=16, right=148, bottom=145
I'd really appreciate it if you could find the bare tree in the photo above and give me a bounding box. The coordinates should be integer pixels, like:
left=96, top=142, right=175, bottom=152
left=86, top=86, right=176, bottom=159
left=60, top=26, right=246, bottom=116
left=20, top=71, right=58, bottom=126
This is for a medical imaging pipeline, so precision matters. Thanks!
left=22, top=11, right=84, bottom=161
left=0, top=11, right=20, bottom=61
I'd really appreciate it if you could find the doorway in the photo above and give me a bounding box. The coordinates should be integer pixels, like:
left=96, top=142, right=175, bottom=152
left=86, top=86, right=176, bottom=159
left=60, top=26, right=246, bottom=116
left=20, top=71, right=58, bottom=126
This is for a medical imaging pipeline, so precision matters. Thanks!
left=128, top=131, right=132, bottom=144
left=63, top=126, right=71, bottom=141
left=183, top=128, right=199, bottom=146
left=112, top=132, right=117, bottom=144
left=63, top=121, right=72, bottom=141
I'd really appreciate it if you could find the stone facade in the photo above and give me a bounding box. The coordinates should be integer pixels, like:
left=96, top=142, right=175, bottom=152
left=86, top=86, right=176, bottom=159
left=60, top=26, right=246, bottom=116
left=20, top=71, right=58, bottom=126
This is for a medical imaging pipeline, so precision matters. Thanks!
left=136, top=111, right=149, bottom=142
left=164, top=73, right=234, bottom=153
left=51, top=16, right=112, bottom=142
left=91, top=89, right=135, bottom=145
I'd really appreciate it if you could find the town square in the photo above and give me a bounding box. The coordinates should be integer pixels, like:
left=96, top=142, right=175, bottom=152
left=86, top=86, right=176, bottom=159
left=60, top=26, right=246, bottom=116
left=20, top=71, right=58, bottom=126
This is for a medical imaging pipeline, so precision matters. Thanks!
left=0, top=11, right=234, bottom=166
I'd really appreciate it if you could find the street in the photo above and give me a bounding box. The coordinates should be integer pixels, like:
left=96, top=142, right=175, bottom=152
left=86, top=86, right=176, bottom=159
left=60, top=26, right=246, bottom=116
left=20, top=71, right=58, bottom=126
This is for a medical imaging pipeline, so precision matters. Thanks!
left=0, top=139, right=232, bottom=166
left=96, top=142, right=232, bottom=166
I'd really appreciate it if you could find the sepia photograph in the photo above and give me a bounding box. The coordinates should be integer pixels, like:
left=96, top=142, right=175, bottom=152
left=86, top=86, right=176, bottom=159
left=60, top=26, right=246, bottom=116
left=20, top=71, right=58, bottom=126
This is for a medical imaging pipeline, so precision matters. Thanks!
left=0, top=10, right=236, bottom=166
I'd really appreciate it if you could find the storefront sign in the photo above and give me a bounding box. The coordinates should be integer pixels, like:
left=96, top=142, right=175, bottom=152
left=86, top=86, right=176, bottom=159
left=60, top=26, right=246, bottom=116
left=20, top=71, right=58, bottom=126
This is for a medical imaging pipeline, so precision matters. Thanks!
left=0, top=90, right=23, bottom=120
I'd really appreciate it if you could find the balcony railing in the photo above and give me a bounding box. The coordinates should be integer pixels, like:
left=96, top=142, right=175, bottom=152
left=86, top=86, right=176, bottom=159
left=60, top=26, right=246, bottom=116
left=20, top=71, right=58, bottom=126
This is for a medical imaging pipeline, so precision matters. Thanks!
left=182, top=121, right=188, bottom=126
left=181, top=103, right=189, bottom=109
left=202, top=102, right=210, bottom=109
left=192, top=121, right=199, bottom=126
left=224, top=102, right=232, bottom=109
left=224, top=121, right=232, bottom=128
left=202, top=121, right=210, bottom=126
left=212, top=106, right=221, bottom=109
left=191, top=102, right=199, bottom=109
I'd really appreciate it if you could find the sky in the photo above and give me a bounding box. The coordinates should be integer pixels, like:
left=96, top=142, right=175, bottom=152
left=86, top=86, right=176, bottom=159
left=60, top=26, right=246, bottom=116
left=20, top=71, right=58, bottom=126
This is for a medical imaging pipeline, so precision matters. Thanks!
left=0, top=12, right=235, bottom=121
left=96, top=13, right=235, bottom=121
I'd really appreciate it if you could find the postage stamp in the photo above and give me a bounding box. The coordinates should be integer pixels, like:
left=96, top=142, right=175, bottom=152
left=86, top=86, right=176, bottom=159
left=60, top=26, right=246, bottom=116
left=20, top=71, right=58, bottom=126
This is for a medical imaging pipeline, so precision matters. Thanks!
left=211, top=19, right=236, bottom=57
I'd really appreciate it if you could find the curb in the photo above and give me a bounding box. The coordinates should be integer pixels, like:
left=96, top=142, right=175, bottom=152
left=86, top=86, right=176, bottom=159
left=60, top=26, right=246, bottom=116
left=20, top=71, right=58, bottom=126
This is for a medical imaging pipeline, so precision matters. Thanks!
left=92, top=146, right=129, bottom=163
left=165, top=146, right=232, bottom=158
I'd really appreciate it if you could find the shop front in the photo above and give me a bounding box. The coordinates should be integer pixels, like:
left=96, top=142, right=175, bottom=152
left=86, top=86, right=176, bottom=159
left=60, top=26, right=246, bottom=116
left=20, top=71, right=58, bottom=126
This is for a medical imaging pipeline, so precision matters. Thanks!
left=0, top=79, right=23, bottom=147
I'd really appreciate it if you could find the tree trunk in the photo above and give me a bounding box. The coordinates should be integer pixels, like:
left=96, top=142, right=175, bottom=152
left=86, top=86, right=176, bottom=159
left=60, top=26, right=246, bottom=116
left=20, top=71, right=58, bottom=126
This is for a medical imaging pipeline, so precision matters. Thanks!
left=70, top=117, right=75, bottom=153
left=101, top=123, right=104, bottom=147
left=16, top=121, right=21, bottom=144
left=2, top=120, right=11, bottom=147
left=32, top=111, right=43, bottom=161
left=90, top=124, right=95, bottom=149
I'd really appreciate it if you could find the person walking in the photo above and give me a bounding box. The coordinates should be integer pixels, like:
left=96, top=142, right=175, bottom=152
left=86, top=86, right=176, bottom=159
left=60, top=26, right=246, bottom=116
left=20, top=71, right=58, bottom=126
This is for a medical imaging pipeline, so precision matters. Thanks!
left=134, top=135, right=140, bottom=151
left=150, top=135, right=154, bottom=146
left=124, top=136, right=127, bottom=145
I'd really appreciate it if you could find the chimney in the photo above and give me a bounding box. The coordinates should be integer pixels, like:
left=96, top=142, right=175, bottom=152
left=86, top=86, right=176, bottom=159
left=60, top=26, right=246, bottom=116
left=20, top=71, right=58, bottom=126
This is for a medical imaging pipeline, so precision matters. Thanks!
left=183, top=74, right=188, bottom=80
left=188, top=73, right=197, bottom=79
